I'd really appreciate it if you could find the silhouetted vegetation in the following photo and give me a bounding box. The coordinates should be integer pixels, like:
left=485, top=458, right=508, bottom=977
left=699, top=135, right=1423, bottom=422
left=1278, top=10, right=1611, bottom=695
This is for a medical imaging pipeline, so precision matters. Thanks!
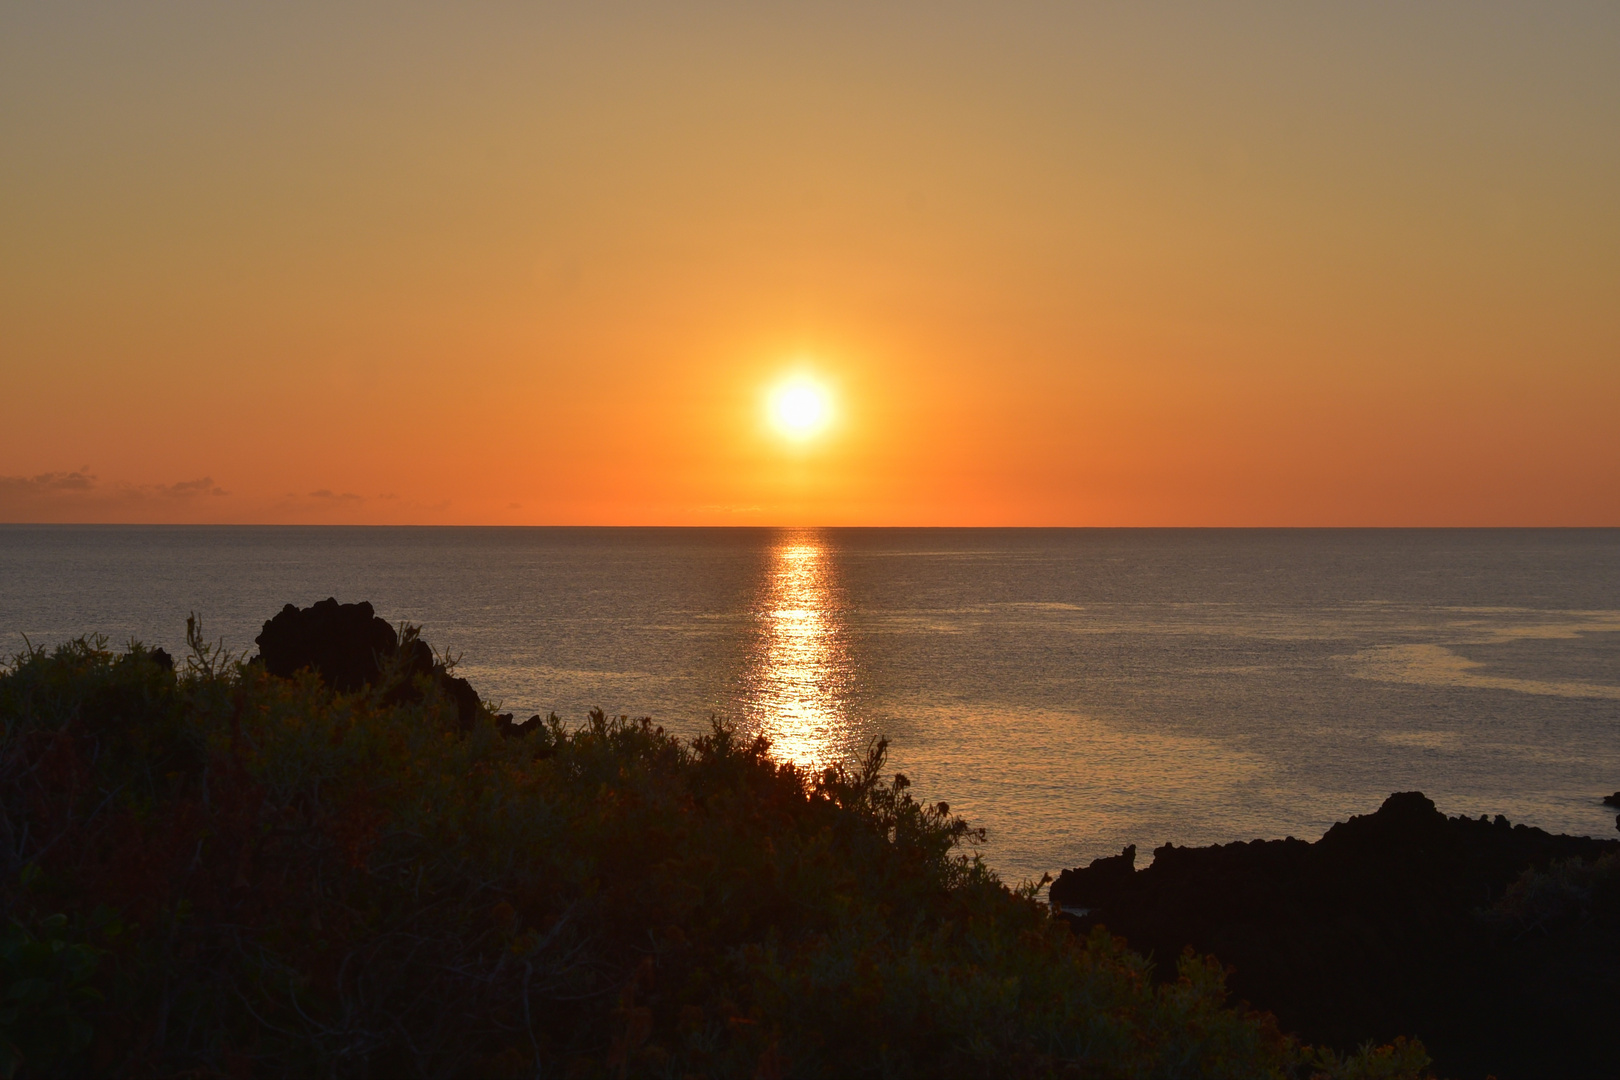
left=0, top=614, right=1431, bottom=1078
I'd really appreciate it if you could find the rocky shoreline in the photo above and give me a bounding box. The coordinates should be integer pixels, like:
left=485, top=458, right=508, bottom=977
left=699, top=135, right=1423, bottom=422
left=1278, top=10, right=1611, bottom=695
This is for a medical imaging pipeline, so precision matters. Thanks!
left=1051, top=792, right=1620, bottom=1079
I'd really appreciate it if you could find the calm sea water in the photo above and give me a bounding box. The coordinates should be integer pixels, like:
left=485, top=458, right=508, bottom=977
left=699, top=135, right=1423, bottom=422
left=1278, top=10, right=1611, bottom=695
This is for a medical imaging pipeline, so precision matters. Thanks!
left=2, top=525, right=1617, bottom=885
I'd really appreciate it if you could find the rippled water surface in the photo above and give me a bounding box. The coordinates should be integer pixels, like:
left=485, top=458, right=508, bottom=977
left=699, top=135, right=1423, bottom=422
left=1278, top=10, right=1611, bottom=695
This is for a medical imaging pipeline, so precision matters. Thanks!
left=3, top=526, right=1617, bottom=885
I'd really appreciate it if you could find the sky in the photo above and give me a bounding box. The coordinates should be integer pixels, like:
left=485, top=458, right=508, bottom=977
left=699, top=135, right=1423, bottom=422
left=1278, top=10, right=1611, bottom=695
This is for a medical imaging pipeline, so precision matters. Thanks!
left=2, top=2, right=1617, bottom=526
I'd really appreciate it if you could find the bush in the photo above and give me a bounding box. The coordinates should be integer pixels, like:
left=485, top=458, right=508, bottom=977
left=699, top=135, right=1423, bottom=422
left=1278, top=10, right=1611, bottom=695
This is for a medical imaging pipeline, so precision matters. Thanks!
left=0, top=907, right=103, bottom=1079
left=1481, top=852, right=1620, bottom=938
left=0, top=629, right=1429, bottom=1078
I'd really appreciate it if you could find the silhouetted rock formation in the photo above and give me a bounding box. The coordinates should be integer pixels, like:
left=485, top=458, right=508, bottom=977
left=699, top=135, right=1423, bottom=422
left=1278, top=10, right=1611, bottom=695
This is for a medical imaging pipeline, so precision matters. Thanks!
left=1050, top=792, right=1620, bottom=1079
left=253, top=598, right=483, bottom=728
left=494, top=713, right=542, bottom=739
left=255, top=599, right=398, bottom=691
left=1604, top=790, right=1620, bottom=808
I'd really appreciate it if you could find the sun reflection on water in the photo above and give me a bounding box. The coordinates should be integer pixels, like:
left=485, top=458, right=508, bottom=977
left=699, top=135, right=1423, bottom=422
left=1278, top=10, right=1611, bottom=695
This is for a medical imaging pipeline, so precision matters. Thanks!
left=742, top=531, right=853, bottom=768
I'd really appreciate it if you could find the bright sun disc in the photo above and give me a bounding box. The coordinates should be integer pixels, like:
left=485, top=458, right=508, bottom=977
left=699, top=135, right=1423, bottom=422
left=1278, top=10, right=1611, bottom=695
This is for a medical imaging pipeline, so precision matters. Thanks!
left=770, top=380, right=831, bottom=439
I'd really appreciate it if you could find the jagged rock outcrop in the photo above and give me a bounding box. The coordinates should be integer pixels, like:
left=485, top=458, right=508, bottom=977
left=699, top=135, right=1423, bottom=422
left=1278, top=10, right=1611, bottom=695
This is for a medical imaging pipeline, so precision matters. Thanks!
left=495, top=713, right=543, bottom=738
left=1050, top=792, right=1620, bottom=1079
left=253, top=598, right=484, bottom=729
left=255, top=598, right=399, bottom=691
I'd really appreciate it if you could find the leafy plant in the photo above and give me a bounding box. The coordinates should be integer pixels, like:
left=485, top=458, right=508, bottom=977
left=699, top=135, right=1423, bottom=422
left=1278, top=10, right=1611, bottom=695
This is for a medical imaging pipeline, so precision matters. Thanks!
left=0, top=632, right=1432, bottom=1078
left=0, top=912, right=102, bottom=1079
left=1481, top=852, right=1620, bottom=939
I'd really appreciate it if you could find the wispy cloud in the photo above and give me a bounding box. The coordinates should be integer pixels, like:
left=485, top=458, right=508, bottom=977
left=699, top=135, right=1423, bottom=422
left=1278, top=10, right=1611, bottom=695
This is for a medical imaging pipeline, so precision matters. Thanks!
left=0, top=469, right=229, bottom=521
left=0, top=469, right=98, bottom=495
left=308, top=489, right=364, bottom=502
left=161, top=477, right=228, bottom=498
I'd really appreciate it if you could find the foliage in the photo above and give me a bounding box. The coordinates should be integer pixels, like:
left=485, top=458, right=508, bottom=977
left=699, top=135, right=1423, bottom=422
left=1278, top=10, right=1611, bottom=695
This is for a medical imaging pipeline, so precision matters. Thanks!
left=0, top=633, right=1431, bottom=1078
left=0, top=907, right=104, bottom=1079
left=1298, top=1038, right=1432, bottom=1080
left=1480, top=852, right=1620, bottom=939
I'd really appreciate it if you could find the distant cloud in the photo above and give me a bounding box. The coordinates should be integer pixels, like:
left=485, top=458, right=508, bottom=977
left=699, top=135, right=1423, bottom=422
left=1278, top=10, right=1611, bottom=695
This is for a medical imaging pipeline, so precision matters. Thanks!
left=160, top=477, right=228, bottom=498
left=0, top=469, right=98, bottom=495
left=0, top=469, right=229, bottom=520
left=308, top=490, right=364, bottom=502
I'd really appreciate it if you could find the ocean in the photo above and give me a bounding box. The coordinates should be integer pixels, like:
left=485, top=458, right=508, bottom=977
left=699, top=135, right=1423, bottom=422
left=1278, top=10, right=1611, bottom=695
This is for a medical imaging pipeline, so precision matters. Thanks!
left=2, top=525, right=1617, bottom=886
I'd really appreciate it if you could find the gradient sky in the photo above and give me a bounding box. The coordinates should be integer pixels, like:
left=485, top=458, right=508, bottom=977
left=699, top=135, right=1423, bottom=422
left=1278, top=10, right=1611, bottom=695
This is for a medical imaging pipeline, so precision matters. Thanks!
left=3, top=2, right=1617, bottom=525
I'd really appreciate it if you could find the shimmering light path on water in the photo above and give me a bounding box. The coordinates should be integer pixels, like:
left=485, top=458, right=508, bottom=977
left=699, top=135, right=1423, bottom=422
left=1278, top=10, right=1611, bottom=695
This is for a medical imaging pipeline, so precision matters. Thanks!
left=3, top=526, right=1618, bottom=886
left=742, top=535, right=854, bottom=768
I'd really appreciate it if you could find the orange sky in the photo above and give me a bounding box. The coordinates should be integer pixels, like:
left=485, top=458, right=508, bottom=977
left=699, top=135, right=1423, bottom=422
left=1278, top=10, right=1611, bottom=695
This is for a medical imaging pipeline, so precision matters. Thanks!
left=2, top=3, right=1617, bottom=525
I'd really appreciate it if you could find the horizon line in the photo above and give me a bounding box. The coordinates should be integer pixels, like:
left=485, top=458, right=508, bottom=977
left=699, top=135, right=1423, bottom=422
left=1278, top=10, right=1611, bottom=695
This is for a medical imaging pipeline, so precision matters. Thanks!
left=3, top=522, right=1618, bottom=532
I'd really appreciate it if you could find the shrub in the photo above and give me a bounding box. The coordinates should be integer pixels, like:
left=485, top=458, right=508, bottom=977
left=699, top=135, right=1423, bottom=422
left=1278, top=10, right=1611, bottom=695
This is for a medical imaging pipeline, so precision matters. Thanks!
left=1481, top=852, right=1620, bottom=939
left=0, top=630, right=1429, bottom=1078
left=0, top=906, right=103, bottom=1079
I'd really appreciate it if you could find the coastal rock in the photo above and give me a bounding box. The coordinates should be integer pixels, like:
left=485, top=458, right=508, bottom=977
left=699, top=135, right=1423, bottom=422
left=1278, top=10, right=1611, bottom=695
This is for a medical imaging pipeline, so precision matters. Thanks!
left=1050, top=792, right=1620, bottom=1079
left=1604, top=790, right=1620, bottom=808
left=494, top=713, right=541, bottom=738
left=253, top=598, right=483, bottom=728
left=255, top=599, right=398, bottom=691
left=1053, top=844, right=1134, bottom=911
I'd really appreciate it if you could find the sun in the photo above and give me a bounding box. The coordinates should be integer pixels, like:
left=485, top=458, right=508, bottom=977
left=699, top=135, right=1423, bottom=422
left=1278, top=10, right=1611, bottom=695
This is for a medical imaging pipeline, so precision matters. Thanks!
left=768, top=377, right=832, bottom=440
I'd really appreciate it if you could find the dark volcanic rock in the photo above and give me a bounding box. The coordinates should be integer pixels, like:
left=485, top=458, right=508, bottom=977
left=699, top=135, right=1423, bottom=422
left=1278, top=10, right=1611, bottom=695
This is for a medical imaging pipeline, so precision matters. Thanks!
left=255, top=599, right=399, bottom=692
left=1604, top=790, right=1620, bottom=808
left=493, top=713, right=544, bottom=739
left=1049, top=792, right=1620, bottom=1079
left=253, top=598, right=482, bottom=728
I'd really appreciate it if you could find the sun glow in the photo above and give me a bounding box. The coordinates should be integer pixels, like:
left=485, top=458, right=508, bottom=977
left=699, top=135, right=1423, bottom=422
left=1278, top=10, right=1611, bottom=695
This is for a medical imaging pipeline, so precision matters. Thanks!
left=768, top=378, right=832, bottom=440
